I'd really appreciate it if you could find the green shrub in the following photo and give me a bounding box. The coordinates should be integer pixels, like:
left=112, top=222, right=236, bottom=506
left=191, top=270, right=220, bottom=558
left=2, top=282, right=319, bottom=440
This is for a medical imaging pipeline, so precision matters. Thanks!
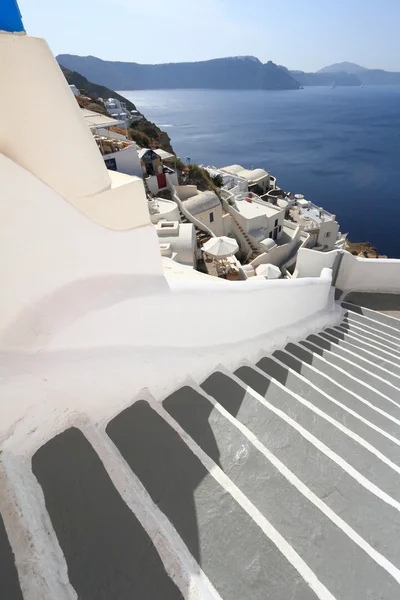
left=211, top=174, right=223, bottom=188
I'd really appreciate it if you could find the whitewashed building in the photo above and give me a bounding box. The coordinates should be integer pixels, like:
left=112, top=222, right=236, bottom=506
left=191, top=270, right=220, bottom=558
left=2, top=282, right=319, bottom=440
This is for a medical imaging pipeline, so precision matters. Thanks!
left=220, top=164, right=273, bottom=193
left=177, top=186, right=223, bottom=237
left=139, top=148, right=179, bottom=194
left=69, top=84, right=80, bottom=97
left=291, top=198, right=341, bottom=251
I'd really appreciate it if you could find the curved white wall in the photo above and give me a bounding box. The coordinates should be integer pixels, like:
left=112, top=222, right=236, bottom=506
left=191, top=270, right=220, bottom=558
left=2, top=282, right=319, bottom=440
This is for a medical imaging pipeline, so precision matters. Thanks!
left=0, top=154, right=164, bottom=349
left=0, top=33, right=110, bottom=201
left=336, top=253, right=400, bottom=294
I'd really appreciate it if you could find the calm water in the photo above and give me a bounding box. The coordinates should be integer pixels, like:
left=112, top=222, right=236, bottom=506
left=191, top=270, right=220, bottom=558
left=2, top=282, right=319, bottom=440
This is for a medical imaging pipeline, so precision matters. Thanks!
left=121, top=87, right=400, bottom=257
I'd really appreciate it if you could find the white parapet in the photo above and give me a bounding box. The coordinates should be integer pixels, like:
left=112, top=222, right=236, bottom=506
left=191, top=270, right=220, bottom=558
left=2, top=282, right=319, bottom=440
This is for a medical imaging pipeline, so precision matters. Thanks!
left=0, top=32, right=110, bottom=201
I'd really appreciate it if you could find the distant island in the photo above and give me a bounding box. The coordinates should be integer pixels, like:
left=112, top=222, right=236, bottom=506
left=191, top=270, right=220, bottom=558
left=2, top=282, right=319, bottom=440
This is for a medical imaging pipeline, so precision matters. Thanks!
left=57, top=55, right=400, bottom=91
left=292, top=61, right=400, bottom=87
left=57, top=55, right=301, bottom=91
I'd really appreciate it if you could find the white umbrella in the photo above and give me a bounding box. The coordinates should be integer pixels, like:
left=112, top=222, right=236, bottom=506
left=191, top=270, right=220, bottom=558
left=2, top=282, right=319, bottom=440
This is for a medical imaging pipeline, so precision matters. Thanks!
left=202, top=236, right=239, bottom=258
left=256, top=263, right=281, bottom=279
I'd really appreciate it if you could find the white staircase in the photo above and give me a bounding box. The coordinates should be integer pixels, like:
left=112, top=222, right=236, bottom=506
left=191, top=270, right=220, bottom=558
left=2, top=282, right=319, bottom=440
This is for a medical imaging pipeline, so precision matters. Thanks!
left=4, top=298, right=400, bottom=599
left=234, top=221, right=259, bottom=261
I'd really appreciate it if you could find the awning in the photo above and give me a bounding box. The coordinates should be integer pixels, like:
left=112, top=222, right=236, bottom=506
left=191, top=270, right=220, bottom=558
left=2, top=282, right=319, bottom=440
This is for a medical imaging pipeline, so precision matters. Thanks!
left=154, top=148, right=176, bottom=161
left=81, top=108, right=126, bottom=130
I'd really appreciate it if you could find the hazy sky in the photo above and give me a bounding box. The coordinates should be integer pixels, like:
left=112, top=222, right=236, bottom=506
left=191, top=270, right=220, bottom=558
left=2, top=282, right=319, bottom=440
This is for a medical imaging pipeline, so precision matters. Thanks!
left=18, top=0, right=400, bottom=71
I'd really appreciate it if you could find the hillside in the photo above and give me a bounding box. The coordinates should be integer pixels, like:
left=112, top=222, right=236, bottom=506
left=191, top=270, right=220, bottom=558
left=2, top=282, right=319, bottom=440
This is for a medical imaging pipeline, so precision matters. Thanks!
left=317, top=62, right=368, bottom=74
left=61, top=66, right=137, bottom=111
left=316, top=62, right=400, bottom=85
left=57, top=55, right=301, bottom=91
left=61, top=66, right=174, bottom=153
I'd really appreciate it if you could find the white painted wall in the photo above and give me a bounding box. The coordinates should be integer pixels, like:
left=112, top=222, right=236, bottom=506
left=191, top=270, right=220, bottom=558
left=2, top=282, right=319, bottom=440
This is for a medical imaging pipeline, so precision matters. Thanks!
left=295, top=248, right=339, bottom=279
left=146, top=172, right=179, bottom=194
left=192, top=205, right=224, bottom=237
left=69, top=84, right=80, bottom=96
left=250, top=226, right=303, bottom=269
left=0, top=153, right=163, bottom=349
left=149, top=200, right=180, bottom=224
left=295, top=247, right=400, bottom=294
left=336, top=253, right=400, bottom=294
left=51, top=268, right=335, bottom=351
left=317, top=219, right=340, bottom=250
left=0, top=34, right=110, bottom=201
left=176, top=185, right=198, bottom=200
left=156, top=223, right=196, bottom=266
left=103, top=145, right=142, bottom=178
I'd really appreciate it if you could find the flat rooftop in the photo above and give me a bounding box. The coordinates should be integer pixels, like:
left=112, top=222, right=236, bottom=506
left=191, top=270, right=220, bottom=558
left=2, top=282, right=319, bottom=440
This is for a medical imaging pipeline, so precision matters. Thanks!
left=235, top=199, right=281, bottom=219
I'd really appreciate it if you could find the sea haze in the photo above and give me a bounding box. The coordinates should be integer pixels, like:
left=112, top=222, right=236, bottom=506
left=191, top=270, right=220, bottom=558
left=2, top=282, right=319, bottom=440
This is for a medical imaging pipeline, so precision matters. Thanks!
left=121, top=86, right=400, bottom=258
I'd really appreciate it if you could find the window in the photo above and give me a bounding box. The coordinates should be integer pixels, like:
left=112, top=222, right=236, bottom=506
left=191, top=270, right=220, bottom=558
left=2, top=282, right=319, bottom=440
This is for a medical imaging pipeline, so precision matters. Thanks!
left=210, top=212, right=214, bottom=223
left=275, top=219, right=278, bottom=227
left=279, top=225, right=282, bottom=232
left=326, top=231, right=331, bottom=238
left=269, top=231, right=273, bottom=238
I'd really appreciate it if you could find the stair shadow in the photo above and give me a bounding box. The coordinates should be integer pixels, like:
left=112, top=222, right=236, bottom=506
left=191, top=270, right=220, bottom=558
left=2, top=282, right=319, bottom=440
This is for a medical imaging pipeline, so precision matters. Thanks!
left=107, top=382, right=279, bottom=600
left=0, top=511, right=23, bottom=600
left=107, top=399, right=207, bottom=566
left=32, top=427, right=183, bottom=600
left=344, top=293, right=400, bottom=315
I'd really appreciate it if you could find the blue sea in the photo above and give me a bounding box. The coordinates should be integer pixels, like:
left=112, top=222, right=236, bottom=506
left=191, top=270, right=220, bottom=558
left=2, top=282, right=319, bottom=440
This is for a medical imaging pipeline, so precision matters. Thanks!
left=121, top=87, right=400, bottom=257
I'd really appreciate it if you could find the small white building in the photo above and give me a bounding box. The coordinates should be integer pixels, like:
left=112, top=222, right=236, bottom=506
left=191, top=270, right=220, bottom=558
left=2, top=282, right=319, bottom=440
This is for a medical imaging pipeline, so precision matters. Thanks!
left=220, top=164, right=272, bottom=193
left=81, top=108, right=142, bottom=178
left=155, top=220, right=197, bottom=267
left=104, top=97, right=131, bottom=124
left=139, top=148, right=179, bottom=194
left=100, top=142, right=142, bottom=178
left=69, top=84, right=80, bottom=97
left=177, top=186, right=223, bottom=237
left=291, top=198, right=340, bottom=251
left=228, top=193, right=285, bottom=243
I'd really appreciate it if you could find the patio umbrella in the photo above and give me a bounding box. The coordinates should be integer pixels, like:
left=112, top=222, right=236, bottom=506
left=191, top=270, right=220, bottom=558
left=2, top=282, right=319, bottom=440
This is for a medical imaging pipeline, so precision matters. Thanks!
left=255, top=263, right=281, bottom=279
left=202, top=236, right=239, bottom=258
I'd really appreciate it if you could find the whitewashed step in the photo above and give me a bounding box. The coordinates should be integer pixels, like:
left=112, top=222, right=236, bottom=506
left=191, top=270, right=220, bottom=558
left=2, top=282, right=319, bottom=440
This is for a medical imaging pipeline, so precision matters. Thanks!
left=333, top=324, right=400, bottom=357
left=306, top=333, right=400, bottom=388
left=343, top=302, right=400, bottom=332
left=343, top=307, right=400, bottom=340
left=285, top=340, right=400, bottom=412
left=342, top=315, right=400, bottom=347
left=327, top=326, right=400, bottom=364
left=256, top=352, right=400, bottom=473
left=106, top=397, right=317, bottom=600
left=201, top=371, right=400, bottom=576
left=166, top=381, right=400, bottom=600
left=320, top=329, right=400, bottom=374
left=32, top=427, right=184, bottom=600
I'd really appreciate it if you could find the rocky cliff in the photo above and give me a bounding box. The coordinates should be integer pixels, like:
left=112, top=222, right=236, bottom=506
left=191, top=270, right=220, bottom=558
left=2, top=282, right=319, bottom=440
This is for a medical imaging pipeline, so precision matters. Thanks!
left=58, top=55, right=301, bottom=91
left=61, top=66, right=174, bottom=153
